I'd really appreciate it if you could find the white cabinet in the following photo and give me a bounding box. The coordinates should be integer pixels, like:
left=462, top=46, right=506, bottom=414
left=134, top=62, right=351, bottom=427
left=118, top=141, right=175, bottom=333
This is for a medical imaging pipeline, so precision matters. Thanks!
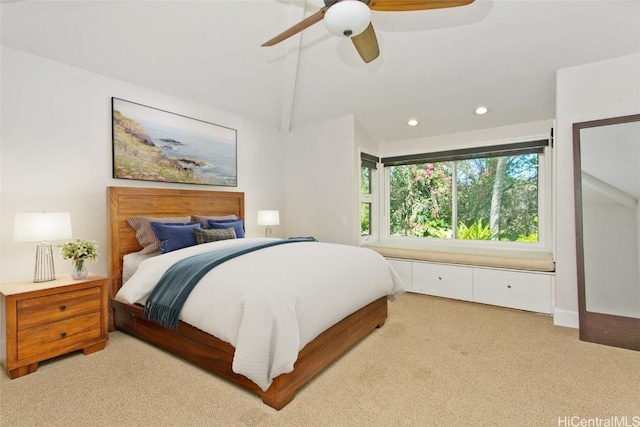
left=473, top=268, right=552, bottom=314
left=412, top=262, right=473, bottom=302
left=386, top=257, right=554, bottom=314
left=386, top=259, right=412, bottom=292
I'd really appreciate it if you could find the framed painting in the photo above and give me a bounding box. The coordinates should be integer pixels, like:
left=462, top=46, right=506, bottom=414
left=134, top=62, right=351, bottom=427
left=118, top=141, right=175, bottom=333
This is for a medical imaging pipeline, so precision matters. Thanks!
left=111, top=97, right=237, bottom=187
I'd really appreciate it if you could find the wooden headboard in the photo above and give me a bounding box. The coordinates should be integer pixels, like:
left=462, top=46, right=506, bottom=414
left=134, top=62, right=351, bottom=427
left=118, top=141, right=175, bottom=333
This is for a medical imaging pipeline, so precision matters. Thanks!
left=107, top=186, right=245, bottom=297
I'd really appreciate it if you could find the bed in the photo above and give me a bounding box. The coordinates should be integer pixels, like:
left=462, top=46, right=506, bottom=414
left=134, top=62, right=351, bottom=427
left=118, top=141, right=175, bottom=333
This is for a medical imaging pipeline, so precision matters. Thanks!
left=108, top=186, right=402, bottom=410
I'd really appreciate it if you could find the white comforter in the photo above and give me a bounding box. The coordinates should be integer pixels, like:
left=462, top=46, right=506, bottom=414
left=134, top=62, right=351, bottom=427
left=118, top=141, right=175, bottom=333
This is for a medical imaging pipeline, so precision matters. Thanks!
left=115, top=238, right=405, bottom=391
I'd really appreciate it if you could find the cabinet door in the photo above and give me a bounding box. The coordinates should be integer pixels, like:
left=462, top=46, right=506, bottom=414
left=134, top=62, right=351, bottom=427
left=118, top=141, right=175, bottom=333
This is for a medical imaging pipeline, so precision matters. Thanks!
left=386, top=259, right=412, bottom=292
left=412, top=262, right=473, bottom=301
left=473, top=268, right=552, bottom=314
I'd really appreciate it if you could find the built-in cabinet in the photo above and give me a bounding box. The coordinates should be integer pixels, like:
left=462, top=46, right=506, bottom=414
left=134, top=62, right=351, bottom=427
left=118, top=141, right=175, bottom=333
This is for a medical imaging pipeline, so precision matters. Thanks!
left=412, top=263, right=474, bottom=302
left=387, top=258, right=554, bottom=314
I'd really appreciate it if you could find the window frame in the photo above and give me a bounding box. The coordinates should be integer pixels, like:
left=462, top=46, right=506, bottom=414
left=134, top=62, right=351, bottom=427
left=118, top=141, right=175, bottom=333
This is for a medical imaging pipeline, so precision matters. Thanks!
left=381, top=139, right=553, bottom=251
left=360, top=152, right=380, bottom=244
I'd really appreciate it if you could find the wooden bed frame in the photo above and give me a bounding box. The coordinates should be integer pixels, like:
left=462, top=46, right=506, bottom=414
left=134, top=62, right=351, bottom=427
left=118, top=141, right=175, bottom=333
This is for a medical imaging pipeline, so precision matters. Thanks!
left=108, top=186, right=388, bottom=410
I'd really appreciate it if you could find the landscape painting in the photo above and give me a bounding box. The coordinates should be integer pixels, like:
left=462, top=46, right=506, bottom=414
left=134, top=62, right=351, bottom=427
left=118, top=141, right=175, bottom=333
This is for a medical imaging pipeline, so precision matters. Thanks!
left=112, top=97, right=237, bottom=187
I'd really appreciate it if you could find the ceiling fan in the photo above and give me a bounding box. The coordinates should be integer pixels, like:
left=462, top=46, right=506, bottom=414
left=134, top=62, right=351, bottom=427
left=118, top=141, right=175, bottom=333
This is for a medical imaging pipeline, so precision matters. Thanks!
left=262, top=0, right=475, bottom=63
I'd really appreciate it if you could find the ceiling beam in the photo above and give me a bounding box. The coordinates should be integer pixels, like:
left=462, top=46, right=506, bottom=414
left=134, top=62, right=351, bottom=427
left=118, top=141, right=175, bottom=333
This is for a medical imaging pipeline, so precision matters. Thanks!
left=279, top=1, right=307, bottom=133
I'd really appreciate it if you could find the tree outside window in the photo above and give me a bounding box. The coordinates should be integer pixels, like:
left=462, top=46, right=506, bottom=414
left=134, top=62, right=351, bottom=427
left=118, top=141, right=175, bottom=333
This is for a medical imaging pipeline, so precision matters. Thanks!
left=361, top=164, right=373, bottom=236
left=388, top=153, right=539, bottom=242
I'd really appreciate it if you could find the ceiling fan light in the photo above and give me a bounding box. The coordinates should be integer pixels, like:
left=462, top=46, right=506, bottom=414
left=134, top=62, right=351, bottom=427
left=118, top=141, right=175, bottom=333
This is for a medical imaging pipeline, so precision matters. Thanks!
left=324, top=0, right=371, bottom=38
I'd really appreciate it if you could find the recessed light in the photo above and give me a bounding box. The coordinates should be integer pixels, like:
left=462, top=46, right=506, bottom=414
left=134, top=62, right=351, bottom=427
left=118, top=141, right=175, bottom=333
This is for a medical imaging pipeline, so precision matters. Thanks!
left=407, top=119, right=419, bottom=126
left=475, top=106, right=489, bottom=115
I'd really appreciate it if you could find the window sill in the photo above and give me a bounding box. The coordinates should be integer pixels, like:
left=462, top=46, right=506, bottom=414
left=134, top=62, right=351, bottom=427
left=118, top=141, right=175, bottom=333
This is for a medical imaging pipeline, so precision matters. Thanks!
left=362, top=240, right=555, bottom=272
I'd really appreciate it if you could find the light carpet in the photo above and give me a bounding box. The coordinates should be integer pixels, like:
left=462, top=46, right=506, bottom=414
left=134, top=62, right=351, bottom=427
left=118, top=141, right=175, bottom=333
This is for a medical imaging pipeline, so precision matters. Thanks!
left=1, top=293, right=639, bottom=426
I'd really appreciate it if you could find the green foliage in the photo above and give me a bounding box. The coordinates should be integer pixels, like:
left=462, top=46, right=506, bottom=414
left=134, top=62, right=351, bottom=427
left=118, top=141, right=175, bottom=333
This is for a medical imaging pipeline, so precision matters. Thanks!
left=388, top=154, right=539, bottom=243
left=425, top=220, right=451, bottom=239
left=361, top=203, right=371, bottom=235
left=456, top=155, right=538, bottom=242
left=389, top=163, right=453, bottom=237
left=515, top=232, right=539, bottom=242
left=456, top=219, right=495, bottom=240
left=508, top=217, right=539, bottom=242
left=361, top=166, right=371, bottom=194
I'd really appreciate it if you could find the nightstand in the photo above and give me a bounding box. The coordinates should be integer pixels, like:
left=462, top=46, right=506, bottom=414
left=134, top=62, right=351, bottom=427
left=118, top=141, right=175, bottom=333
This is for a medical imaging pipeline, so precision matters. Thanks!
left=0, top=274, right=108, bottom=379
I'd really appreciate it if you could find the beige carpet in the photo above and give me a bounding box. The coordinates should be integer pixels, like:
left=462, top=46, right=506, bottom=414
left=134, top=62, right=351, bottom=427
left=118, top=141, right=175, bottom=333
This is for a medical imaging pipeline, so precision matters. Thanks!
left=1, top=293, right=639, bottom=426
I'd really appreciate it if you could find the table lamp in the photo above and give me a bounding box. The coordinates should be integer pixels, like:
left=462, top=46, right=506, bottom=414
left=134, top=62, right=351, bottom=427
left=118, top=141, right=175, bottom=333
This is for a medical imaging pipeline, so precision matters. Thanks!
left=257, top=210, right=279, bottom=238
left=14, top=212, right=73, bottom=282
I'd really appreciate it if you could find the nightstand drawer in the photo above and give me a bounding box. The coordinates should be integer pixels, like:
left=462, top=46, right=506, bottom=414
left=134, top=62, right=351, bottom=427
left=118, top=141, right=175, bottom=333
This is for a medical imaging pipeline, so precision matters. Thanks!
left=17, top=287, right=101, bottom=330
left=17, top=312, right=102, bottom=360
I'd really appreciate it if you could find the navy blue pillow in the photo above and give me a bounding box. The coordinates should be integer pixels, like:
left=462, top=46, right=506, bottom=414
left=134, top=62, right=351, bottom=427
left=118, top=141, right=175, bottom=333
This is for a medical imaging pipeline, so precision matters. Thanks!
left=150, top=222, right=201, bottom=253
left=207, top=219, right=245, bottom=238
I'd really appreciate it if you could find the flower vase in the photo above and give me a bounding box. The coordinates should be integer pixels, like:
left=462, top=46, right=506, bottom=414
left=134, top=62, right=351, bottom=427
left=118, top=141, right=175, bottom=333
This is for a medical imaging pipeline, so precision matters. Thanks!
left=71, top=259, right=88, bottom=280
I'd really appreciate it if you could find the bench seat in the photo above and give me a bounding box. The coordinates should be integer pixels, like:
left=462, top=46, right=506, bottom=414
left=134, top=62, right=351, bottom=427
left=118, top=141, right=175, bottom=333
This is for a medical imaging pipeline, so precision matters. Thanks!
left=363, top=241, right=555, bottom=272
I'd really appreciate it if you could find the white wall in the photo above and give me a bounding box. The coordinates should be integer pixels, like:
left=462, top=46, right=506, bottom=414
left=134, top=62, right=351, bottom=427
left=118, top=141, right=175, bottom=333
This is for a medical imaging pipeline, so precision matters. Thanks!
left=555, top=52, right=640, bottom=327
left=355, top=119, right=378, bottom=156
left=283, top=115, right=356, bottom=245
left=0, top=46, right=285, bottom=283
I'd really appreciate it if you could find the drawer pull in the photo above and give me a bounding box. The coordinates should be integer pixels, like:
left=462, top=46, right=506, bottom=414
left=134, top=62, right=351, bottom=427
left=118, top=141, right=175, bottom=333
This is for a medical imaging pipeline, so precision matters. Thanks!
left=59, top=305, right=66, bottom=311
left=60, top=332, right=67, bottom=339
left=438, top=276, right=442, bottom=280
left=507, top=285, right=512, bottom=289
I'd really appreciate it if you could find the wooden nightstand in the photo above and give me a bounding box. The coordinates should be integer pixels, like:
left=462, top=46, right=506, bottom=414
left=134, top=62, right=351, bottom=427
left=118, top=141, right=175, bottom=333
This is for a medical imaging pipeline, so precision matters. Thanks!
left=0, top=274, right=108, bottom=379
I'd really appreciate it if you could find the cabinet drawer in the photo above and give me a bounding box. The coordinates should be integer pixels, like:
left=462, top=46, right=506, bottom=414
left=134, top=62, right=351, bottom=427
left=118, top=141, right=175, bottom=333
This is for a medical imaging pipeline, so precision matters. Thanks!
left=17, top=312, right=102, bottom=360
left=412, top=262, right=473, bottom=301
left=473, top=269, right=552, bottom=313
left=17, top=287, right=101, bottom=330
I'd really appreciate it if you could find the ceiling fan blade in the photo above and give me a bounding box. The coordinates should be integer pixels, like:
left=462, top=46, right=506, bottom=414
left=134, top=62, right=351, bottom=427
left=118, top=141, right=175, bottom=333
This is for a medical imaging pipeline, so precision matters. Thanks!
left=262, top=7, right=327, bottom=47
left=351, top=23, right=380, bottom=63
left=369, top=0, right=475, bottom=12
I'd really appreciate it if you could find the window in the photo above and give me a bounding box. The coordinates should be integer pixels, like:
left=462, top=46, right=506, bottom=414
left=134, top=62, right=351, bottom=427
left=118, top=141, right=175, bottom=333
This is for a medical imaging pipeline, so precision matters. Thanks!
left=360, top=153, right=378, bottom=238
left=388, top=162, right=453, bottom=238
left=383, top=140, right=549, bottom=244
left=361, top=201, right=371, bottom=236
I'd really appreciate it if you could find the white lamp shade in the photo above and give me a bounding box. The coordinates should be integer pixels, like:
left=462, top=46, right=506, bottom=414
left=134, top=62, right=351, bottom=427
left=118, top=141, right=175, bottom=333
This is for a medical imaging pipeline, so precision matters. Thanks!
left=257, top=210, right=280, bottom=226
left=324, top=0, right=371, bottom=38
left=14, top=212, right=73, bottom=242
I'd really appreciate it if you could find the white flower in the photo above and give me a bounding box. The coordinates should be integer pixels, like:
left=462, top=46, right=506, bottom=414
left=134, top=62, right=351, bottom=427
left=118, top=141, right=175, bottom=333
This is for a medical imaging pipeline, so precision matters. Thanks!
left=59, top=238, right=99, bottom=262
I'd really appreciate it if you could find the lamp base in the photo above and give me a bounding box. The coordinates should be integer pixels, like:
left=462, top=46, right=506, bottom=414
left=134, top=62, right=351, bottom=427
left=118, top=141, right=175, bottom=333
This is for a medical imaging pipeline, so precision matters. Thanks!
left=265, top=226, right=272, bottom=238
left=34, top=242, right=56, bottom=282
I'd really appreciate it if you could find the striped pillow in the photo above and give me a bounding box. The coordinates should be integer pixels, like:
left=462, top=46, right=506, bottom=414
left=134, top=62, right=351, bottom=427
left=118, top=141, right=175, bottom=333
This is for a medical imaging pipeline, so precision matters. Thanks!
left=192, top=214, right=238, bottom=229
left=193, top=227, right=237, bottom=244
left=128, top=216, right=191, bottom=254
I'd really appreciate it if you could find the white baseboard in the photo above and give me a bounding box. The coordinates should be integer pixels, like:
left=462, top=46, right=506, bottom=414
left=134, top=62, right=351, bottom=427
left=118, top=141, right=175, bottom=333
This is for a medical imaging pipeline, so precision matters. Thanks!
left=553, top=309, right=579, bottom=328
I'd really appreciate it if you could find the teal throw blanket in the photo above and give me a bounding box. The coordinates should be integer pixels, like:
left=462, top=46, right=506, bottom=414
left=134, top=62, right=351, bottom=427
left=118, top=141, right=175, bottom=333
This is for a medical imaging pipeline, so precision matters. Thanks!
left=142, top=238, right=316, bottom=329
